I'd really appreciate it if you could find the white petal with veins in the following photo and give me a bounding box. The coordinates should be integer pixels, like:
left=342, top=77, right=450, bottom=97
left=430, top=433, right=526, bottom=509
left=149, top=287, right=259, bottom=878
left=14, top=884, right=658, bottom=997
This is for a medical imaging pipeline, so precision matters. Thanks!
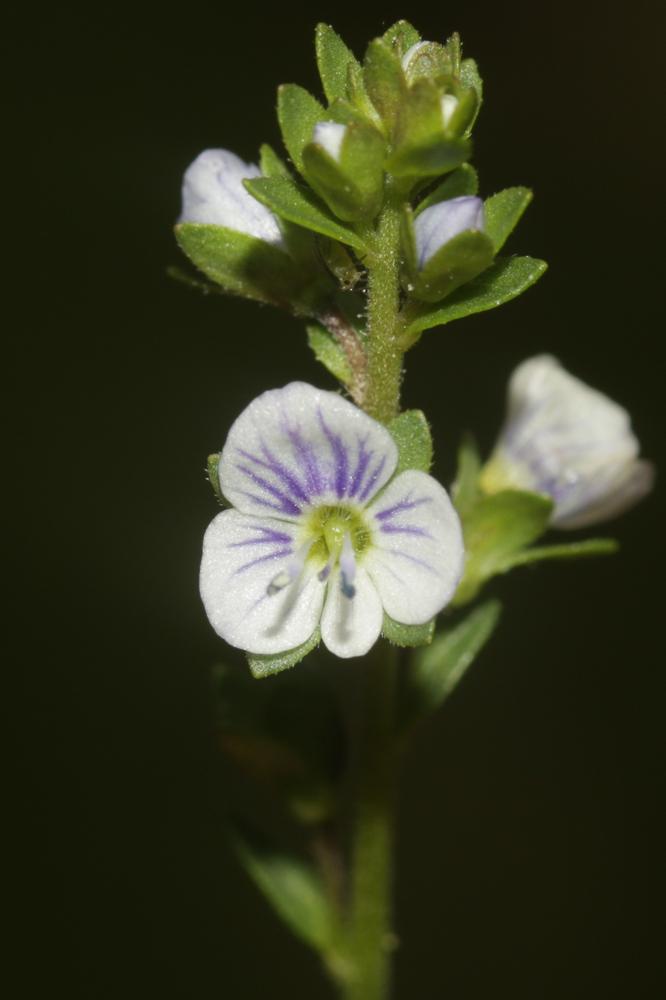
left=320, top=567, right=383, bottom=658
left=365, top=469, right=464, bottom=624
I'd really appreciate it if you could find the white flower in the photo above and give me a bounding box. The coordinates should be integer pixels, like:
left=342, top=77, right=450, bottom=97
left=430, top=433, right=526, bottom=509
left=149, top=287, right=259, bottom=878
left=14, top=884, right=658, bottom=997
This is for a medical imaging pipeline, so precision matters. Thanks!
left=200, top=383, right=464, bottom=659
left=179, top=149, right=285, bottom=247
left=480, top=355, right=654, bottom=529
left=312, top=122, right=347, bottom=162
left=413, top=196, right=485, bottom=268
left=440, top=94, right=459, bottom=128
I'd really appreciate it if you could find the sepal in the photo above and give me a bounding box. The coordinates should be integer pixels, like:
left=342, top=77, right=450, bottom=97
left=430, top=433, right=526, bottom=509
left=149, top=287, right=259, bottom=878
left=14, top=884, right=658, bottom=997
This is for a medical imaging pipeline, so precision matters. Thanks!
left=408, top=226, right=495, bottom=302
left=388, top=409, right=433, bottom=474
left=302, top=120, right=386, bottom=221
left=277, top=84, right=326, bottom=174
left=382, top=613, right=435, bottom=647
left=484, top=187, right=533, bottom=252
left=206, top=453, right=225, bottom=506
left=247, top=628, right=322, bottom=678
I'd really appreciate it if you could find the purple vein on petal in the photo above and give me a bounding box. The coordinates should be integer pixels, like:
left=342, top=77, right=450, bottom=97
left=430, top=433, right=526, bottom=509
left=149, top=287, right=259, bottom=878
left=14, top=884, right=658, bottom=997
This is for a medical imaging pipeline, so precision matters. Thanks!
left=228, top=526, right=293, bottom=548
left=236, top=489, right=299, bottom=515
left=349, top=436, right=373, bottom=498
left=285, top=424, right=324, bottom=497
left=384, top=548, right=440, bottom=576
left=380, top=524, right=431, bottom=538
left=236, top=442, right=312, bottom=505
left=374, top=494, right=432, bottom=520
left=232, top=547, right=293, bottom=577
left=235, top=463, right=302, bottom=515
left=318, top=407, right=349, bottom=498
left=359, top=454, right=388, bottom=503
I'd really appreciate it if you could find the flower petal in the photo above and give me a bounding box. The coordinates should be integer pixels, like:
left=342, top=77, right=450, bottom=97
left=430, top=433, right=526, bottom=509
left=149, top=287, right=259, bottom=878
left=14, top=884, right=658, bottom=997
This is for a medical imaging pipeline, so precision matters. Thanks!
left=179, top=149, right=285, bottom=247
left=320, top=567, right=383, bottom=658
left=200, top=510, right=324, bottom=654
left=219, top=383, right=398, bottom=519
left=364, top=469, right=464, bottom=623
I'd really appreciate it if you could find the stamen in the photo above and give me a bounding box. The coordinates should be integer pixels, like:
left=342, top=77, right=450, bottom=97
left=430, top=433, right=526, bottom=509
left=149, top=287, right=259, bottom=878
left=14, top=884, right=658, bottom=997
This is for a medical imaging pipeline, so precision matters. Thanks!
left=318, top=560, right=332, bottom=582
left=339, top=532, right=357, bottom=599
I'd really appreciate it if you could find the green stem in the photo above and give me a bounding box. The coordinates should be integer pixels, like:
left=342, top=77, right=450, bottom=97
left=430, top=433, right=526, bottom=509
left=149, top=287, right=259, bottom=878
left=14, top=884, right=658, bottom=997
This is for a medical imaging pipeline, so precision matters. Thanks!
left=342, top=645, right=399, bottom=1000
left=362, top=193, right=404, bottom=423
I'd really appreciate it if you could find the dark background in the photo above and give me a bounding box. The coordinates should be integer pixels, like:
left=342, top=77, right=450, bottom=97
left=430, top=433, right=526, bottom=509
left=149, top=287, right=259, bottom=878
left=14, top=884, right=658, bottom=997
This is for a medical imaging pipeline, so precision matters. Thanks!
left=11, top=1, right=664, bottom=997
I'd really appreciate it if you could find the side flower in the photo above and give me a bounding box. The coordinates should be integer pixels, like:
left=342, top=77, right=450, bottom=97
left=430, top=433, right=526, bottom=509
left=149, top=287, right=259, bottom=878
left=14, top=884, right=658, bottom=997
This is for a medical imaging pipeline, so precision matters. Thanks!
left=480, top=355, right=655, bottom=528
left=200, top=383, right=464, bottom=659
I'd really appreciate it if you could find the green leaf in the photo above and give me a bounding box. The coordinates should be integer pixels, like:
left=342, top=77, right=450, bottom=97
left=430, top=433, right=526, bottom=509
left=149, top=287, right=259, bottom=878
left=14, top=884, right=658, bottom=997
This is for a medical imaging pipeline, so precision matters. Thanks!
left=319, top=238, right=361, bottom=290
left=411, top=230, right=496, bottom=303
left=247, top=628, right=321, bottom=678
left=244, top=177, right=367, bottom=251
left=454, top=490, right=553, bottom=605
left=302, top=121, right=385, bottom=221
left=174, top=223, right=299, bottom=304
left=388, top=78, right=472, bottom=179
left=231, top=832, right=336, bottom=953
left=381, top=20, right=421, bottom=56
left=382, top=614, right=435, bottom=648
left=363, top=38, right=406, bottom=130
left=484, top=187, right=533, bottom=253
left=404, top=600, right=502, bottom=723
left=259, top=143, right=292, bottom=180
left=206, top=453, right=225, bottom=505
left=460, top=58, right=483, bottom=131
left=451, top=434, right=481, bottom=517
left=277, top=84, right=326, bottom=173
left=497, top=538, right=619, bottom=572
left=416, top=164, right=479, bottom=213
left=315, top=23, right=360, bottom=103
left=388, top=134, right=471, bottom=179
left=388, top=409, right=433, bottom=474
left=306, top=323, right=353, bottom=386
left=403, top=256, right=548, bottom=337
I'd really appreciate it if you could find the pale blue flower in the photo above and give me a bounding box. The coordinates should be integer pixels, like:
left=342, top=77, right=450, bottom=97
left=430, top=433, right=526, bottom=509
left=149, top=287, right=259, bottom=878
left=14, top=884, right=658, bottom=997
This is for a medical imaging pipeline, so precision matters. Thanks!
left=414, top=196, right=485, bottom=268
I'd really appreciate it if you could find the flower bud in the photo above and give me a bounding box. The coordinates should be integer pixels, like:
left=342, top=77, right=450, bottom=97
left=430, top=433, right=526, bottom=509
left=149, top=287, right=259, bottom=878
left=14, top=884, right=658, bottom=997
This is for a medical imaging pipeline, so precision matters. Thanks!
left=480, top=355, right=655, bottom=528
left=180, top=149, right=284, bottom=247
left=302, top=120, right=385, bottom=221
left=414, top=196, right=485, bottom=268
left=311, top=122, right=346, bottom=162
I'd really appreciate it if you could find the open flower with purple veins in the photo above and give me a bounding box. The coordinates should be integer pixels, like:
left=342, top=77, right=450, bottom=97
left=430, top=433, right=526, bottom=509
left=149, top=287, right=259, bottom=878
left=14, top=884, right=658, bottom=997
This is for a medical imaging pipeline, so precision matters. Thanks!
left=200, top=383, right=465, bottom=659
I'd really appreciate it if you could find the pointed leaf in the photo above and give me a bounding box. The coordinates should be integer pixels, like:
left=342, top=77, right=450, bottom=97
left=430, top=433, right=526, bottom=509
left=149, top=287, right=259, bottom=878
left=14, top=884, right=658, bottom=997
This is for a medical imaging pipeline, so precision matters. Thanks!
left=363, top=38, right=406, bottom=130
left=403, top=256, right=548, bottom=336
left=460, top=58, right=483, bottom=131
left=206, top=453, right=225, bottom=505
left=382, top=20, right=421, bottom=56
left=382, top=614, right=435, bottom=648
left=411, top=230, right=495, bottom=303
left=259, top=143, right=293, bottom=180
left=247, top=628, right=321, bottom=678
left=497, top=538, right=619, bottom=572
left=388, top=409, right=433, bottom=474
left=315, top=23, right=360, bottom=103
left=232, top=832, right=335, bottom=953
left=416, top=164, right=479, bottom=213
left=306, top=323, right=353, bottom=386
left=404, top=600, right=502, bottom=723
left=484, top=187, right=533, bottom=252
left=244, top=177, right=367, bottom=251
left=277, top=84, right=326, bottom=173
left=388, top=134, right=471, bottom=179
left=451, top=435, right=482, bottom=517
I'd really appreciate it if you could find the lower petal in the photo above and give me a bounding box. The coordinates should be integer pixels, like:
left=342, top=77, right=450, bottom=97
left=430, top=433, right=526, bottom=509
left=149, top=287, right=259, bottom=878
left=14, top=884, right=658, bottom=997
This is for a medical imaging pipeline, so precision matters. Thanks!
left=320, top=567, right=383, bottom=658
left=200, top=510, right=324, bottom=654
left=365, top=469, right=464, bottom=624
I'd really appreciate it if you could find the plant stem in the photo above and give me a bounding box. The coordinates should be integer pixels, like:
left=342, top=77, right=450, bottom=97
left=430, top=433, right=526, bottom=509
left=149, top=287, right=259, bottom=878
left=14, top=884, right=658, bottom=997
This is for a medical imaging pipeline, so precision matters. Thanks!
left=342, top=645, right=399, bottom=1000
left=362, top=192, right=404, bottom=424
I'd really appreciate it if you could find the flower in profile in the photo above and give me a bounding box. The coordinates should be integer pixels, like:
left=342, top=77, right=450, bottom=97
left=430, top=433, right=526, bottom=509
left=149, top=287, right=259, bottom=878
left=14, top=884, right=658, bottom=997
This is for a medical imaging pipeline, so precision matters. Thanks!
left=200, top=384, right=464, bottom=659
left=413, top=196, right=485, bottom=269
left=179, top=149, right=284, bottom=247
left=480, top=355, right=654, bottom=528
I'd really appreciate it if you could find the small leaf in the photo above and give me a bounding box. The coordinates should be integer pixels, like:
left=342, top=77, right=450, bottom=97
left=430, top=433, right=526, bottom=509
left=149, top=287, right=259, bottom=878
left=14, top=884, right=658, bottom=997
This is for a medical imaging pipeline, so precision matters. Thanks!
left=363, top=38, right=406, bottom=130
left=388, top=135, right=471, bottom=179
left=315, top=23, right=361, bottom=103
left=248, top=628, right=321, bottom=678
left=404, top=600, right=502, bottom=724
left=382, top=613, right=435, bottom=648
left=460, top=58, right=483, bottom=131
left=319, top=239, right=361, bottom=290
left=416, top=164, right=479, bottom=213
left=206, top=453, right=225, bottom=505
left=412, top=229, right=495, bottom=303
left=454, top=490, right=553, bottom=605
left=403, top=256, right=548, bottom=337
left=244, top=177, right=367, bottom=251
left=259, top=143, right=293, bottom=180
left=277, top=84, right=326, bottom=173
left=231, top=831, right=336, bottom=953
left=389, top=78, right=471, bottom=179
left=388, top=410, right=433, bottom=474
left=497, top=537, right=619, bottom=572
left=452, top=435, right=482, bottom=517
left=306, top=323, right=353, bottom=386
left=484, top=187, right=533, bottom=253
left=382, top=20, right=421, bottom=56
left=174, top=223, right=300, bottom=304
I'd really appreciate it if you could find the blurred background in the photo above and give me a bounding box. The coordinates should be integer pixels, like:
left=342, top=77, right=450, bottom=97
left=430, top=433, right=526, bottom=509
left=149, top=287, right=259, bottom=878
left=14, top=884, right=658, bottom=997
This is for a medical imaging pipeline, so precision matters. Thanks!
left=11, top=1, right=664, bottom=996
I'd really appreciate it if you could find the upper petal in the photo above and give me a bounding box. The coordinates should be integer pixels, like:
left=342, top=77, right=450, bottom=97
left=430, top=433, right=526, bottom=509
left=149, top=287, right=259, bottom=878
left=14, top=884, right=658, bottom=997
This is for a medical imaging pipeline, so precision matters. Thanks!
left=200, top=510, right=324, bottom=654
left=414, top=197, right=485, bottom=268
left=179, top=149, right=285, bottom=247
left=320, top=566, right=383, bottom=658
left=218, top=383, right=398, bottom=520
left=364, top=469, right=464, bottom=624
